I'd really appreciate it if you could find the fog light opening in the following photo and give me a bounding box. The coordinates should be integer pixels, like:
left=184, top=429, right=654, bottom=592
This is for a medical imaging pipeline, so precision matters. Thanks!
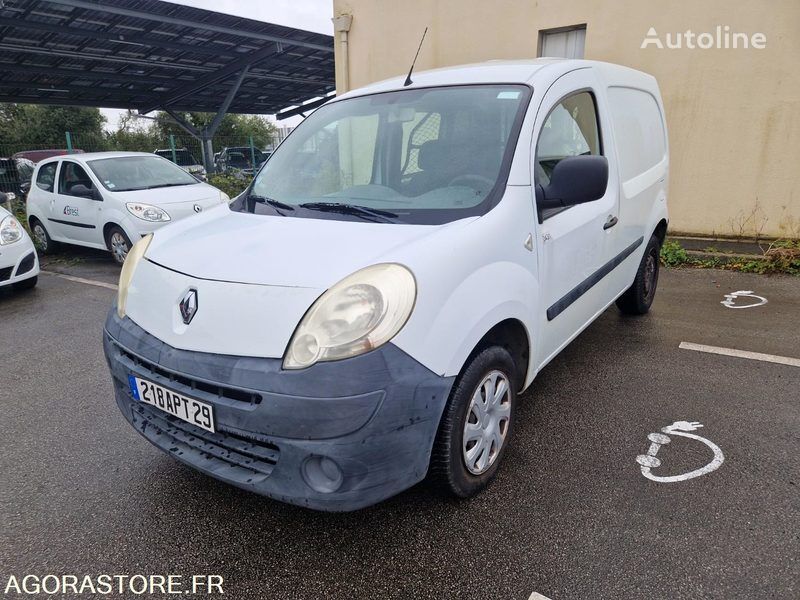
left=302, top=456, right=344, bottom=494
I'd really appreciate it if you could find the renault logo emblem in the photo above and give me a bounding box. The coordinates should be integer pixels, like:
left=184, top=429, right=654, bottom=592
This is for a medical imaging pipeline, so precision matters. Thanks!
left=179, top=289, right=198, bottom=324
left=193, top=204, right=203, bottom=213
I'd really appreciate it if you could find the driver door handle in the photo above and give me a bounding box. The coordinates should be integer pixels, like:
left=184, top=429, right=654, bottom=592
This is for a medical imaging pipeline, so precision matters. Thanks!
left=603, top=215, right=618, bottom=230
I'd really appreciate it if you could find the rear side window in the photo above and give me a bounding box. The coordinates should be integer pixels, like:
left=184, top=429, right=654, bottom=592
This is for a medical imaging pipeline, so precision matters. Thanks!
left=607, top=87, right=666, bottom=181
left=58, top=162, right=95, bottom=196
left=535, top=91, right=601, bottom=186
left=35, top=162, right=57, bottom=192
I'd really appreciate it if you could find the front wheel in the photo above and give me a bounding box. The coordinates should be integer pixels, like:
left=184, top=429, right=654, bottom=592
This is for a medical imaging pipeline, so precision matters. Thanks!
left=105, top=226, right=132, bottom=266
left=616, top=233, right=661, bottom=315
left=30, top=218, right=58, bottom=254
left=429, top=346, right=517, bottom=498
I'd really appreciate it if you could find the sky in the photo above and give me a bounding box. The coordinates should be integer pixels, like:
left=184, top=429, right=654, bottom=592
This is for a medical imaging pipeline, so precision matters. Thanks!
left=100, top=0, right=333, bottom=131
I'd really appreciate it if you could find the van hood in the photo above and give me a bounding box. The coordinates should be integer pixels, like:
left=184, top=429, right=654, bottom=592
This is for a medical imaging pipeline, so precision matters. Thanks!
left=145, top=206, right=476, bottom=289
left=116, top=183, right=221, bottom=205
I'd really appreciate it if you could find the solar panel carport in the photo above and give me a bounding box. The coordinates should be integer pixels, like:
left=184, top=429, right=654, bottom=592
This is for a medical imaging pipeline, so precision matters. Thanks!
left=0, top=0, right=335, bottom=169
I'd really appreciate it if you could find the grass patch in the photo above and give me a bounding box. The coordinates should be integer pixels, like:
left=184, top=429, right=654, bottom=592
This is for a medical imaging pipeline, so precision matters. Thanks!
left=661, top=238, right=800, bottom=276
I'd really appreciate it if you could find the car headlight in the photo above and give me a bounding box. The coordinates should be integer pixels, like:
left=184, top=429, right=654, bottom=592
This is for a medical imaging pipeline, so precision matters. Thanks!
left=126, top=203, right=171, bottom=222
left=220, top=191, right=231, bottom=204
left=117, top=234, right=153, bottom=318
left=0, top=215, right=23, bottom=245
left=283, top=263, right=416, bottom=370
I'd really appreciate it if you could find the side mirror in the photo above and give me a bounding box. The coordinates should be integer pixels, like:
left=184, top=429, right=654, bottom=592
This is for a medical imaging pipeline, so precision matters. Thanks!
left=536, top=155, right=609, bottom=212
left=71, top=184, right=100, bottom=200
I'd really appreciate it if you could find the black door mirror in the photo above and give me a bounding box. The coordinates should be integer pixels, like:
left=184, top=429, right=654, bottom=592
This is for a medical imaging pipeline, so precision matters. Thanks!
left=70, top=184, right=99, bottom=200
left=536, top=155, right=609, bottom=212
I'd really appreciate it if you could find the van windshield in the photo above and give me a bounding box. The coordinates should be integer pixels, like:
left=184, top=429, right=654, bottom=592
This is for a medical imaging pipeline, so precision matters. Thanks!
left=243, top=85, right=531, bottom=224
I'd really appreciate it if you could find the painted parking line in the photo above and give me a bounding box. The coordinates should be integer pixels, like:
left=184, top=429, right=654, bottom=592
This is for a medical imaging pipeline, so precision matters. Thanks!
left=679, top=341, right=800, bottom=368
left=528, top=593, right=553, bottom=600
left=41, top=270, right=118, bottom=291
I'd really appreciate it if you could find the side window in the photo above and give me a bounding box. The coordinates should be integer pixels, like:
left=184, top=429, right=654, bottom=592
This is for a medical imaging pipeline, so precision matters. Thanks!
left=58, top=162, right=94, bottom=197
left=535, top=91, right=600, bottom=187
left=35, top=162, right=57, bottom=192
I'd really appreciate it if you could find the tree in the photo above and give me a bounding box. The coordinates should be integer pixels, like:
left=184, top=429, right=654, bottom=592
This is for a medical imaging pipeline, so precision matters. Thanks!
left=151, top=111, right=277, bottom=148
left=0, top=104, right=107, bottom=152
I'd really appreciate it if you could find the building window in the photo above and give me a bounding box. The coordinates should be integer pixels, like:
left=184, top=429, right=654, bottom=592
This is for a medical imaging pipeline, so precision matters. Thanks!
left=538, top=25, right=586, bottom=59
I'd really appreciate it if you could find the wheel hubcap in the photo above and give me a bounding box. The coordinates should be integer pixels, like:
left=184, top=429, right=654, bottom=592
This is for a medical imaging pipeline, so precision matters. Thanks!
left=644, top=250, right=657, bottom=300
left=463, top=370, right=511, bottom=475
left=33, top=225, right=47, bottom=249
left=111, top=233, right=129, bottom=262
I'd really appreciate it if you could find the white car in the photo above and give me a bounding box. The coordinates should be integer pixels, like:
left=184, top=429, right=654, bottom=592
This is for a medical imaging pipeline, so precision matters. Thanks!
left=103, top=59, right=669, bottom=511
left=26, top=152, right=229, bottom=265
left=0, top=201, right=39, bottom=291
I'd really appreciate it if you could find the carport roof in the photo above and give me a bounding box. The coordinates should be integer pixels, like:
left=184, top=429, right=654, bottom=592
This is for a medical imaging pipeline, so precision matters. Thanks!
left=0, top=0, right=335, bottom=115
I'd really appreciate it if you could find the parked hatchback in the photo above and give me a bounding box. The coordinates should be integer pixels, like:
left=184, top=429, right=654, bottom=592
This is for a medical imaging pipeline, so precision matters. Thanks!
left=27, top=152, right=229, bottom=264
left=0, top=196, right=39, bottom=291
left=104, top=60, right=669, bottom=511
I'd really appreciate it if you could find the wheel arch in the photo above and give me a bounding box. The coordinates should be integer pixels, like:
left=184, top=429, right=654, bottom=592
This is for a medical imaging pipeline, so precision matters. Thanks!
left=653, top=218, right=668, bottom=244
left=458, top=318, right=531, bottom=394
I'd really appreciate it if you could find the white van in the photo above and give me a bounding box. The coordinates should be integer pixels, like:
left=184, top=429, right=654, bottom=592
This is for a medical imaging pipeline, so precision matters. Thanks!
left=26, top=152, right=229, bottom=265
left=103, top=60, right=669, bottom=511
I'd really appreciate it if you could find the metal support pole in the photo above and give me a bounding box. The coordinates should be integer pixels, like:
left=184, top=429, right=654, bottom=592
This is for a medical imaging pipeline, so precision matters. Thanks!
left=249, top=135, right=256, bottom=172
left=65, top=131, right=73, bottom=154
left=169, top=134, right=177, bottom=163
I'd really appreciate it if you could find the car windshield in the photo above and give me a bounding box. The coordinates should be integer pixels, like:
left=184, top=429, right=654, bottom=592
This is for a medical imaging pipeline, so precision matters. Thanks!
left=244, top=84, right=530, bottom=224
left=155, top=150, right=199, bottom=167
left=88, top=156, right=200, bottom=192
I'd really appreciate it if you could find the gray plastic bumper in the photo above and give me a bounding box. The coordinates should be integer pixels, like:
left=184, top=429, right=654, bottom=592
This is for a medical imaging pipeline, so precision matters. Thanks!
left=103, top=308, right=455, bottom=512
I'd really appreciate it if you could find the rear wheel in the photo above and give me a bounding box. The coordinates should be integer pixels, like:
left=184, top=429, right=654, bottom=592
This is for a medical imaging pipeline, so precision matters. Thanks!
left=106, top=226, right=132, bottom=266
left=429, top=346, right=517, bottom=498
left=30, top=218, right=58, bottom=254
left=616, top=233, right=661, bottom=315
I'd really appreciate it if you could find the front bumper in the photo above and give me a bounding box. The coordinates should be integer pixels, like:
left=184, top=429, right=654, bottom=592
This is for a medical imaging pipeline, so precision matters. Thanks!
left=103, top=309, right=455, bottom=511
left=0, top=239, right=38, bottom=288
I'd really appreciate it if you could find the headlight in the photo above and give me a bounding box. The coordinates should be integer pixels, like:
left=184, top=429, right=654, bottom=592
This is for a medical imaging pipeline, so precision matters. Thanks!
left=126, top=203, right=171, bottom=222
left=117, top=234, right=153, bottom=318
left=0, top=215, right=23, bottom=245
left=283, top=263, right=416, bottom=370
left=220, top=191, right=231, bottom=204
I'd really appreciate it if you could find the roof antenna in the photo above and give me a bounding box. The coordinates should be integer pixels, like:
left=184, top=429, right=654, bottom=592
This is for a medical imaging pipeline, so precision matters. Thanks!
left=404, top=27, right=428, bottom=87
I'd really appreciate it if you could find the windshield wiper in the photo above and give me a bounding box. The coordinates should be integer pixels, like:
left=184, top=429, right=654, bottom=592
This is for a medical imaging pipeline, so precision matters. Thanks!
left=299, top=202, right=397, bottom=222
left=248, top=194, right=295, bottom=215
left=143, top=182, right=194, bottom=190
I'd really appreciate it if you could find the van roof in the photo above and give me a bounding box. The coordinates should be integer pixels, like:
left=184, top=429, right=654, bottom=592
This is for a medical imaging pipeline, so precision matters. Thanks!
left=336, top=59, right=655, bottom=99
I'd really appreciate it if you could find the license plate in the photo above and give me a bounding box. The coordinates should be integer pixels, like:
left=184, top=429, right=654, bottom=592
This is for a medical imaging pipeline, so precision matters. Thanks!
left=128, top=375, right=215, bottom=433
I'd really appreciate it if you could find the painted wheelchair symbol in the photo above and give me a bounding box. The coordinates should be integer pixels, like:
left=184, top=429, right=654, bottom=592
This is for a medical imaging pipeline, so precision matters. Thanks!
left=636, top=421, right=724, bottom=483
left=721, top=290, right=767, bottom=309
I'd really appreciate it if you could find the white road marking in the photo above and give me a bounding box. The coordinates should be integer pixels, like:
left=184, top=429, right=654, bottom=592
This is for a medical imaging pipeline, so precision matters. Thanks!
left=636, top=421, right=724, bottom=483
left=680, top=341, right=800, bottom=368
left=42, top=270, right=118, bottom=291
left=720, top=290, right=767, bottom=309
left=528, top=593, right=553, bottom=600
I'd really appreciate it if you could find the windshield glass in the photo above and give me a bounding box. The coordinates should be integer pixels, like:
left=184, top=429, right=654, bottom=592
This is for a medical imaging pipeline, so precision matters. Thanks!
left=88, top=156, right=200, bottom=192
left=244, top=85, right=530, bottom=224
left=155, top=150, right=199, bottom=167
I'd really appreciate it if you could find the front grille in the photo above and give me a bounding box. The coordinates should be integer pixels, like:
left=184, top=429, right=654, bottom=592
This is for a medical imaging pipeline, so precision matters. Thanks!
left=114, top=341, right=262, bottom=406
left=16, top=252, right=35, bottom=276
left=0, top=266, right=12, bottom=282
left=130, top=400, right=279, bottom=481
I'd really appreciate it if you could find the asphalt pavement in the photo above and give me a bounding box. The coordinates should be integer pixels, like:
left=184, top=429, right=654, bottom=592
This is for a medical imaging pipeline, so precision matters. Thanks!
left=0, top=257, right=798, bottom=600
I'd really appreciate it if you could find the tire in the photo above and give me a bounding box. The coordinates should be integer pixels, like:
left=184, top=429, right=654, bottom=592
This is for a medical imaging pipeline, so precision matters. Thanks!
left=13, top=276, right=37, bottom=291
left=105, top=225, right=132, bottom=266
left=616, top=233, right=661, bottom=315
left=30, top=218, right=59, bottom=254
left=429, top=346, right=517, bottom=498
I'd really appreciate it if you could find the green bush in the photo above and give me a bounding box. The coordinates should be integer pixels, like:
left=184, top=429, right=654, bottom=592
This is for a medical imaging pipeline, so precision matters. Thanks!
left=207, top=173, right=251, bottom=199
left=660, top=240, right=691, bottom=267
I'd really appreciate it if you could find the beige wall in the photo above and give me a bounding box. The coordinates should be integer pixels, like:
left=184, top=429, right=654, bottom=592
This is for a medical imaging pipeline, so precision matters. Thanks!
left=332, top=0, right=800, bottom=238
